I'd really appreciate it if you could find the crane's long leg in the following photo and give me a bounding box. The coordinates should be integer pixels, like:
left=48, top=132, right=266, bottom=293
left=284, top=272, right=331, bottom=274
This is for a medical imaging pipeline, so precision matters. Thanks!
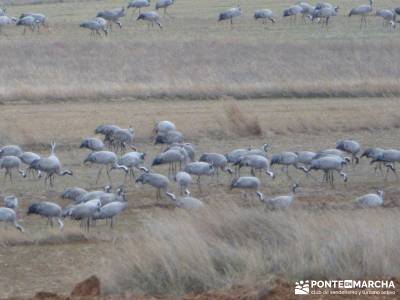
left=96, top=167, right=103, bottom=184
left=3, top=170, right=8, bottom=184
left=197, top=176, right=202, bottom=193
left=8, top=169, right=13, bottom=184
left=106, top=168, right=112, bottom=185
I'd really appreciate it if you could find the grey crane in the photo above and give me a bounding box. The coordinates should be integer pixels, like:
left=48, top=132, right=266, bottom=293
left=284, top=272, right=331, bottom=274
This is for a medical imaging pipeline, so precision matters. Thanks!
left=136, top=171, right=170, bottom=200
left=230, top=176, right=263, bottom=201
left=0, top=16, right=17, bottom=35
left=336, top=139, right=361, bottom=165
left=95, top=124, right=121, bottom=148
left=93, top=201, right=128, bottom=228
left=95, top=186, right=126, bottom=206
left=236, top=154, right=274, bottom=179
left=199, top=152, right=232, bottom=182
left=360, top=147, right=384, bottom=174
left=3, top=195, right=18, bottom=209
left=20, top=13, right=48, bottom=31
left=295, top=151, right=316, bottom=169
left=370, top=149, right=400, bottom=179
left=355, top=190, right=384, bottom=208
left=165, top=191, right=204, bottom=210
left=0, top=208, right=23, bottom=232
left=183, top=162, right=214, bottom=192
left=313, top=148, right=349, bottom=160
left=155, top=0, right=175, bottom=17
left=225, top=144, right=269, bottom=176
left=270, top=151, right=299, bottom=179
left=225, top=147, right=251, bottom=175
left=165, top=143, right=195, bottom=162
left=301, top=155, right=347, bottom=186
left=260, top=183, right=299, bottom=210
left=0, top=145, right=23, bottom=158
left=218, top=6, right=241, bottom=28
left=27, top=201, right=64, bottom=229
left=312, top=5, right=338, bottom=26
left=83, top=151, right=128, bottom=185
left=111, top=127, right=134, bottom=153
left=97, top=7, right=126, bottom=29
left=155, top=130, right=183, bottom=144
left=80, top=137, right=104, bottom=152
left=137, top=11, right=163, bottom=29
left=19, top=151, right=41, bottom=177
left=127, top=0, right=150, bottom=18
left=80, top=18, right=108, bottom=36
left=254, top=9, right=275, bottom=25
left=152, top=149, right=186, bottom=175
left=0, top=156, right=26, bottom=183
left=162, top=145, right=190, bottom=166
left=73, top=186, right=112, bottom=204
left=118, top=151, right=146, bottom=182
left=29, top=141, right=73, bottom=188
left=92, top=17, right=109, bottom=35
left=283, top=5, right=303, bottom=23
left=349, top=0, right=373, bottom=28
left=63, top=199, right=101, bottom=231
left=154, top=120, right=176, bottom=136
left=61, top=187, right=88, bottom=202
left=174, top=171, right=192, bottom=195
left=17, top=15, right=40, bottom=34
left=375, top=9, right=396, bottom=29
left=297, top=2, right=316, bottom=22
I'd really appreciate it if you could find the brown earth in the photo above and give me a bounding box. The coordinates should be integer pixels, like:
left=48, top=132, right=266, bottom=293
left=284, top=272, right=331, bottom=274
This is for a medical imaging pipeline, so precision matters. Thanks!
left=15, top=276, right=399, bottom=300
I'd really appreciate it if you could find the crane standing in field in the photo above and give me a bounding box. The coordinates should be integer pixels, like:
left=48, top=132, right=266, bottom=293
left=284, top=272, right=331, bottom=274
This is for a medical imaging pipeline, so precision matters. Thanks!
left=16, top=15, right=40, bottom=34
left=254, top=9, right=275, bottom=26
left=97, top=7, right=126, bottom=30
left=0, top=16, right=17, bottom=35
left=27, top=201, right=64, bottom=229
left=28, top=141, right=73, bottom=188
left=80, top=18, right=108, bottom=36
left=230, top=176, right=264, bottom=202
left=349, top=0, right=373, bottom=28
left=83, top=151, right=128, bottom=185
left=0, top=156, right=26, bottom=183
left=375, top=9, right=396, bottom=29
left=0, top=208, right=23, bottom=232
left=218, top=6, right=241, bottom=29
left=20, top=13, right=49, bottom=32
left=155, top=0, right=175, bottom=17
left=127, top=0, right=150, bottom=18
left=137, top=11, right=163, bottom=29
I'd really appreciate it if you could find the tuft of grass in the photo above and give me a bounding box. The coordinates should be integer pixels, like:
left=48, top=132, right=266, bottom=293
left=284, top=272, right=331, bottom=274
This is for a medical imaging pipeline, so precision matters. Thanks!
left=101, top=201, right=400, bottom=296
left=222, top=97, right=263, bottom=137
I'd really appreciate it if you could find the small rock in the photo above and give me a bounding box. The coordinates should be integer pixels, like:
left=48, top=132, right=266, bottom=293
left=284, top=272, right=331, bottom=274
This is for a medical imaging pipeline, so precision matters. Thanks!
left=70, top=275, right=101, bottom=297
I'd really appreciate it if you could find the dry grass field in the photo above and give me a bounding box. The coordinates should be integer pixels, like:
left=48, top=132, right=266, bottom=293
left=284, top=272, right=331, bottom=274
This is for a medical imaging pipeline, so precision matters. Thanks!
left=1, top=0, right=400, bottom=298
left=1, top=98, right=400, bottom=298
left=0, top=0, right=400, bottom=102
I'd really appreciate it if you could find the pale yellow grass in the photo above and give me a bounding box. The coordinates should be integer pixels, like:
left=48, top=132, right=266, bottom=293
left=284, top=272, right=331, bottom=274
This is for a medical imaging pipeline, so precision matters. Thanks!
left=0, top=0, right=400, bottom=101
left=102, top=201, right=400, bottom=296
left=1, top=98, right=400, bottom=146
left=0, top=99, right=400, bottom=297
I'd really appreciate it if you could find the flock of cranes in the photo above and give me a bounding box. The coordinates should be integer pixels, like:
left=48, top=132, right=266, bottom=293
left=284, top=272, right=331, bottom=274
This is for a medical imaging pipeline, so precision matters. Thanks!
left=0, top=119, right=395, bottom=233
left=0, top=0, right=399, bottom=36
